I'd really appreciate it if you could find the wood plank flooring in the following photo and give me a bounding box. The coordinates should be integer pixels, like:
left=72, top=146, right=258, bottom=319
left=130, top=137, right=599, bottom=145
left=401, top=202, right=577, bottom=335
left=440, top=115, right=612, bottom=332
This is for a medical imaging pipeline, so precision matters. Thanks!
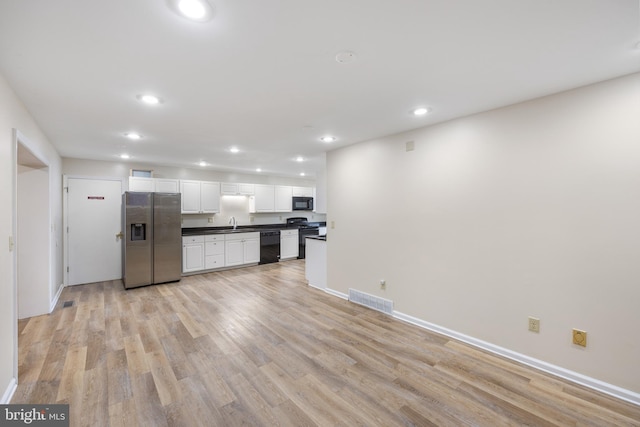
left=13, top=260, right=640, bottom=426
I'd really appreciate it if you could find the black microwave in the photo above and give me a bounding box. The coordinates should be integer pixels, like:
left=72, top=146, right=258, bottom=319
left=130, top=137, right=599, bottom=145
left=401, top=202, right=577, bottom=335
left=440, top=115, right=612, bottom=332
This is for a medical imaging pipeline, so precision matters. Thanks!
left=292, top=196, right=314, bottom=211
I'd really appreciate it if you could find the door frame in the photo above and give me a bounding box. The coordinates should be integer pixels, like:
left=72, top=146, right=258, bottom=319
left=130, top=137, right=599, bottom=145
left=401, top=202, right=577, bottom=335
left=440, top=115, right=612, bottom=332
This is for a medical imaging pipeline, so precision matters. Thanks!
left=63, top=175, right=125, bottom=286
left=10, top=129, right=52, bottom=392
left=10, top=130, right=18, bottom=392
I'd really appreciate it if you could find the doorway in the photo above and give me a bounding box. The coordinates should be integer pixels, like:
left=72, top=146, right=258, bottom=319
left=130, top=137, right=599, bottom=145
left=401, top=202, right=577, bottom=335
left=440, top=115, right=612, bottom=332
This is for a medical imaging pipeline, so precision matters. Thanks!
left=16, top=138, right=51, bottom=319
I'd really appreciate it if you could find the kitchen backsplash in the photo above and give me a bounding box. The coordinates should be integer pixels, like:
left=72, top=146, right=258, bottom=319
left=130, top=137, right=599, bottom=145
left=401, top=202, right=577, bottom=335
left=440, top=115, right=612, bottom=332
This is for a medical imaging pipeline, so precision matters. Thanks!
left=181, top=194, right=326, bottom=228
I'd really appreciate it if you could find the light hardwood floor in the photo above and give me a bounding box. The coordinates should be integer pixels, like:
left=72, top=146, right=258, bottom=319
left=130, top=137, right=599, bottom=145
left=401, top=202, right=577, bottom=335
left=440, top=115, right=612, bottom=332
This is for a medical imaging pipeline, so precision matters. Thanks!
left=12, top=260, right=640, bottom=426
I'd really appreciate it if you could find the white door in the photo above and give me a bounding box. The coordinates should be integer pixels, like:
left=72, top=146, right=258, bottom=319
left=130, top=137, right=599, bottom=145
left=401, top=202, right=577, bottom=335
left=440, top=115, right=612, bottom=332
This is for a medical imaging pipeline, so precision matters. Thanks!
left=66, top=177, right=123, bottom=285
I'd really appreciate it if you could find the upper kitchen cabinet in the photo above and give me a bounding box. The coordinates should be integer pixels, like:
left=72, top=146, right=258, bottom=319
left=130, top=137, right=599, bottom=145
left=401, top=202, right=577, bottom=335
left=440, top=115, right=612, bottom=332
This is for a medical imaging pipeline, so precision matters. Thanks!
left=154, top=179, right=180, bottom=193
left=221, top=182, right=255, bottom=196
left=275, top=186, right=293, bottom=212
left=128, top=177, right=180, bottom=193
left=249, top=184, right=275, bottom=212
left=128, top=176, right=155, bottom=192
left=250, top=185, right=293, bottom=212
left=314, top=168, right=327, bottom=214
left=292, top=186, right=313, bottom=197
left=180, top=180, right=220, bottom=214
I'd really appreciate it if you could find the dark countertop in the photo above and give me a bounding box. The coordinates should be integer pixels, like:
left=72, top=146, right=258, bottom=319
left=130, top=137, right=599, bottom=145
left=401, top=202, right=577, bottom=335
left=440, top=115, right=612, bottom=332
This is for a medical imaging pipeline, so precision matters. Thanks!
left=182, top=222, right=325, bottom=236
left=306, top=235, right=327, bottom=241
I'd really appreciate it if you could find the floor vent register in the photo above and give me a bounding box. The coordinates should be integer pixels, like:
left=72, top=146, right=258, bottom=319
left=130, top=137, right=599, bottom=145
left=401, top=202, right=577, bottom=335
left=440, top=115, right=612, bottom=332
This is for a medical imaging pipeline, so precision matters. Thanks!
left=348, top=289, right=393, bottom=315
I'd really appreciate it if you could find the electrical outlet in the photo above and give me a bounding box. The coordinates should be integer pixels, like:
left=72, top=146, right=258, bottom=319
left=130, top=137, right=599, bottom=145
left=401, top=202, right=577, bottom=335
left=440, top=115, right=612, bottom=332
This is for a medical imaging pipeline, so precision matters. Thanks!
left=528, top=317, right=540, bottom=333
left=331, top=221, right=335, bottom=229
left=572, top=329, right=587, bottom=347
left=208, top=217, right=214, bottom=223
left=380, top=279, right=386, bottom=289
left=250, top=216, right=254, bottom=223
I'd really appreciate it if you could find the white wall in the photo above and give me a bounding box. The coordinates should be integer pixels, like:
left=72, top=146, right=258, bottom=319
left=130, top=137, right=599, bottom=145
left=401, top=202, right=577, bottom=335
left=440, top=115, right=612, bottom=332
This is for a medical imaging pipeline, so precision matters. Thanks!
left=327, top=72, right=640, bottom=396
left=17, top=166, right=50, bottom=318
left=0, top=72, right=63, bottom=402
left=62, top=158, right=326, bottom=227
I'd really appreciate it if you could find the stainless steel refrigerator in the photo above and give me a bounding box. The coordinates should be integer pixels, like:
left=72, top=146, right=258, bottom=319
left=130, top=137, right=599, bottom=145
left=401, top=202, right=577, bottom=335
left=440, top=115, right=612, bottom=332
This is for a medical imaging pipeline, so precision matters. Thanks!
left=122, top=192, right=181, bottom=289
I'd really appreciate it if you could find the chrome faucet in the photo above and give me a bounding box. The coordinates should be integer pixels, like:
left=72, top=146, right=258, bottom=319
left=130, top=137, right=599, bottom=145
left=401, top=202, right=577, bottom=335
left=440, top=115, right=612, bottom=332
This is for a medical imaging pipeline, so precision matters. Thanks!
left=229, top=216, right=237, bottom=230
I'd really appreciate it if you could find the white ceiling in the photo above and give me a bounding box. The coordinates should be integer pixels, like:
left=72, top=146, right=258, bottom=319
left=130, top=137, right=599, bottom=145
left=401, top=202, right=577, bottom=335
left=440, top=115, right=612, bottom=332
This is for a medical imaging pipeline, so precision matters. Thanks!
left=1, top=0, right=639, bottom=178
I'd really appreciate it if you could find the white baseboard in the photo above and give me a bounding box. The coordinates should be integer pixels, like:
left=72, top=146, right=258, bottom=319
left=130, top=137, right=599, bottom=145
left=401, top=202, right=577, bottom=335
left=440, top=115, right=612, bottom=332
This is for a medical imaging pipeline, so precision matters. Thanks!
left=1, top=377, right=17, bottom=404
left=393, top=311, right=640, bottom=407
left=50, top=283, right=64, bottom=313
left=324, top=288, right=348, bottom=300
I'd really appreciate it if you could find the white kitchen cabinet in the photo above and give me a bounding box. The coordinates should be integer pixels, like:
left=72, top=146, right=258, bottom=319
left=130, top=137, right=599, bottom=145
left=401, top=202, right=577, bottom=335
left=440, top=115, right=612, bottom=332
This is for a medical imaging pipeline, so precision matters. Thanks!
left=292, top=186, right=313, bottom=197
left=244, top=236, right=260, bottom=264
left=205, top=235, right=225, bottom=269
left=182, top=236, right=205, bottom=273
left=180, top=180, right=220, bottom=214
left=128, top=176, right=155, bottom=192
left=221, top=182, right=255, bottom=196
left=129, top=177, right=180, bottom=193
left=250, top=184, right=275, bottom=212
left=275, top=186, right=292, bottom=212
left=280, top=229, right=299, bottom=260
left=314, top=167, right=327, bottom=214
left=238, top=183, right=255, bottom=195
left=181, top=180, right=201, bottom=213
left=201, top=181, right=221, bottom=212
left=154, top=179, right=180, bottom=193
left=224, top=232, right=259, bottom=266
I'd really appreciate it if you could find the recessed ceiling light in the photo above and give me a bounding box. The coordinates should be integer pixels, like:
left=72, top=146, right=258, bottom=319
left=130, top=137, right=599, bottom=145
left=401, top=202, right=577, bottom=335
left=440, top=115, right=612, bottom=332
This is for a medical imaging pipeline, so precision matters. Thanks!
left=320, top=136, right=336, bottom=143
left=136, top=94, right=162, bottom=105
left=295, top=156, right=304, bottom=162
left=412, top=107, right=431, bottom=116
left=169, top=0, right=214, bottom=22
left=120, top=154, right=130, bottom=159
left=300, top=172, right=306, bottom=177
left=230, top=147, right=240, bottom=154
left=198, top=161, right=207, bottom=167
left=125, top=132, right=142, bottom=140
left=256, top=168, right=262, bottom=172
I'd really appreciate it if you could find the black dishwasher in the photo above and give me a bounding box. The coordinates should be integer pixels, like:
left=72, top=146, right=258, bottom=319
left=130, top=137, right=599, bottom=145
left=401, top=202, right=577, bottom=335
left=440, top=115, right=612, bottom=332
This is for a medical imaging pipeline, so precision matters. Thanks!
left=259, top=230, right=280, bottom=264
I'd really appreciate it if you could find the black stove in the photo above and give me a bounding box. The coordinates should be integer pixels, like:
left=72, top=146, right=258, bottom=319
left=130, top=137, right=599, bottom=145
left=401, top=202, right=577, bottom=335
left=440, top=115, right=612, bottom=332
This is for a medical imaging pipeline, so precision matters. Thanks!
left=286, top=217, right=320, bottom=259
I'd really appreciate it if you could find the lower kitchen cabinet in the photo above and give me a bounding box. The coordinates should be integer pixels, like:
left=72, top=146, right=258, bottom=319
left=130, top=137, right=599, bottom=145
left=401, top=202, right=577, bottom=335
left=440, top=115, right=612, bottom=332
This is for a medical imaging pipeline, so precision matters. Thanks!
left=205, top=235, right=225, bottom=269
left=225, top=232, right=259, bottom=267
left=182, top=236, right=205, bottom=273
left=280, top=229, right=299, bottom=260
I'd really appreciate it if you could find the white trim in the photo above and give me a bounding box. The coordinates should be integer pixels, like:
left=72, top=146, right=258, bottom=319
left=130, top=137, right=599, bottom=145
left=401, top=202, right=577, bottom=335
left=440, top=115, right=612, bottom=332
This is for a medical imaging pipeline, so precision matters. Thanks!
left=1, top=377, right=17, bottom=404
left=50, top=283, right=64, bottom=313
left=393, top=310, right=640, bottom=407
left=11, top=130, right=18, bottom=387
left=324, top=288, right=348, bottom=300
